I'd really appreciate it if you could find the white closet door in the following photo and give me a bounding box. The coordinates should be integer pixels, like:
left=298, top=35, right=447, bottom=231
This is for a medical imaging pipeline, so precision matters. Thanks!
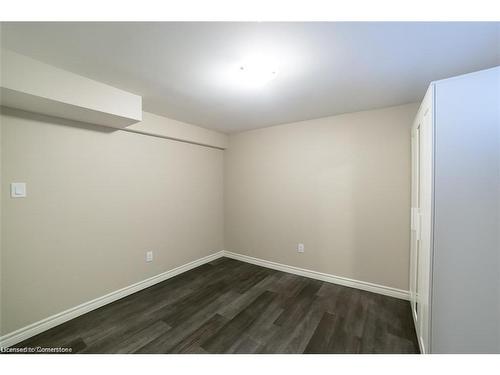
left=410, top=86, right=434, bottom=354
left=418, top=88, right=433, bottom=354
left=410, top=123, right=420, bottom=320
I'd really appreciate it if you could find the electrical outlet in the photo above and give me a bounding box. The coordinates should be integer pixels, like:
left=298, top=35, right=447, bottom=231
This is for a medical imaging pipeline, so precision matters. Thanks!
left=146, top=251, right=153, bottom=262
left=297, top=243, right=305, bottom=253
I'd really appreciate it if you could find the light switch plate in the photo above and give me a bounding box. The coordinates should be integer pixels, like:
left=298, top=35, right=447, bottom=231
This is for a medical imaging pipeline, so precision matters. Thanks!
left=11, top=182, right=27, bottom=198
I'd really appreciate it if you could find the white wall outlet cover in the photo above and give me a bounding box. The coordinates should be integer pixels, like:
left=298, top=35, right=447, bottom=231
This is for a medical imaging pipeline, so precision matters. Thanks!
left=146, top=251, right=153, bottom=262
left=11, top=182, right=27, bottom=198
left=297, top=243, right=305, bottom=253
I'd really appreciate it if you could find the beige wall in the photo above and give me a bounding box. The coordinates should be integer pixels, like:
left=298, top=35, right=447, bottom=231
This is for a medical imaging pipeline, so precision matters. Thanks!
left=0, top=107, right=224, bottom=335
left=225, top=103, right=418, bottom=291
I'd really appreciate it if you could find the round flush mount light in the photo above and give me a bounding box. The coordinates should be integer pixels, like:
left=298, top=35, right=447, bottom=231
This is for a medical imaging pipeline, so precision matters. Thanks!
left=238, top=64, right=278, bottom=87
left=234, top=59, right=278, bottom=89
left=210, top=50, right=283, bottom=92
left=237, top=65, right=278, bottom=88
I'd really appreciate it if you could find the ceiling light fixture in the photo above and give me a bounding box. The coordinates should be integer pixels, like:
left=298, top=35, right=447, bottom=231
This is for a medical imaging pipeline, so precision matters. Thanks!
left=210, top=50, right=284, bottom=92
left=236, top=62, right=278, bottom=88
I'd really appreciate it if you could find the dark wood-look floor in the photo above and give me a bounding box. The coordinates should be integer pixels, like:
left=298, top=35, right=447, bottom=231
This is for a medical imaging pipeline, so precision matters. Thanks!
left=13, top=258, right=419, bottom=354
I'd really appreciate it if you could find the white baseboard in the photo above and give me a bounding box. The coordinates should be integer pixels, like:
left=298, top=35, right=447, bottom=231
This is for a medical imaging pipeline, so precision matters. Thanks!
left=0, top=251, right=224, bottom=348
left=223, top=251, right=410, bottom=301
left=1, top=249, right=409, bottom=348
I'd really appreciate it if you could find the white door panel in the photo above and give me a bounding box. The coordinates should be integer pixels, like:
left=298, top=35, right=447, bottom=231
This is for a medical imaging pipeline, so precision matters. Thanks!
left=410, top=86, right=433, bottom=354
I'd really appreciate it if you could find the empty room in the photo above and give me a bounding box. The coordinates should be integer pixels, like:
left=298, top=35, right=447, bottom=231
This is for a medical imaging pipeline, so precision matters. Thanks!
left=1, top=4, right=499, bottom=371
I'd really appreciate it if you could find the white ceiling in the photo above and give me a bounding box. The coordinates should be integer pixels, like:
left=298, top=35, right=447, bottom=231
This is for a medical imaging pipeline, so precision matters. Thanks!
left=1, top=22, right=499, bottom=133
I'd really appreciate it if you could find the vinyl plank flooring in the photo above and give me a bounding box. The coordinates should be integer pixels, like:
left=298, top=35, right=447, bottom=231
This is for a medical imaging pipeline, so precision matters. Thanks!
left=242, top=296, right=285, bottom=346
left=273, top=279, right=322, bottom=327
left=200, top=291, right=276, bottom=353
left=162, top=280, right=231, bottom=327
left=81, top=317, right=171, bottom=354
left=228, top=334, right=263, bottom=354
left=278, top=300, right=325, bottom=354
left=328, top=314, right=355, bottom=353
left=167, top=314, right=228, bottom=354
left=303, top=312, right=337, bottom=354
left=102, top=321, right=171, bottom=354
left=217, top=278, right=272, bottom=320
left=63, top=338, right=87, bottom=354
left=12, top=257, right=419, bottom=354
left=134, top=290, right=240, bottom=353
